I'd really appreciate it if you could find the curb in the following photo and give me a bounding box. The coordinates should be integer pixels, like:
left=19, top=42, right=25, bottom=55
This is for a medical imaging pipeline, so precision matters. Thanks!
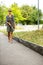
left=13, top=37, right=43, bottom=55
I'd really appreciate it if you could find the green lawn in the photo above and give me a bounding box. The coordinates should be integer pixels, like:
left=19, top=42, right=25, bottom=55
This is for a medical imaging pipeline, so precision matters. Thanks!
left=0, top=29, right=43, bottom=46
left=14, top=30, right=43, bottom=46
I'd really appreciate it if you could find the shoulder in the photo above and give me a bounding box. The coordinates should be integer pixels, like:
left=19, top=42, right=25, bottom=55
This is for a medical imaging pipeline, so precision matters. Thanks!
left=11, top=15, right=14, bottom=17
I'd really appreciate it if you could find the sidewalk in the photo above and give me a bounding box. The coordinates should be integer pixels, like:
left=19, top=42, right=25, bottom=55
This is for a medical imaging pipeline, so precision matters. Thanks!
left=0, top=32, right=43, bottom=65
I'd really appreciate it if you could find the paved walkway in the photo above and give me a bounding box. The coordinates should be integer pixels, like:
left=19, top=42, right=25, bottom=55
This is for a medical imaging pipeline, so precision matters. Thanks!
left=0, top=32, right=43, bottom=65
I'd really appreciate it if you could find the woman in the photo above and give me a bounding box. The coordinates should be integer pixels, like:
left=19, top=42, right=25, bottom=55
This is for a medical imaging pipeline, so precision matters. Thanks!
left=6, top=9, right=15, bottom=43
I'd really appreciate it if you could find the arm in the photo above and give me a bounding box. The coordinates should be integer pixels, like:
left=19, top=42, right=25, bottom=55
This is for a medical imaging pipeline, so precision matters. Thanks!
left=6, top=22, right=11, bottom=26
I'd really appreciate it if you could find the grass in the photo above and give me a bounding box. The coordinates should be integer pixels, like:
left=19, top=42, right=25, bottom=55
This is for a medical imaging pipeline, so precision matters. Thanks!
left=0, top=29, right=43, bottom=46
left=0, top=29, right=7, bottom=35
left=14, top=30, right=43, bottom=46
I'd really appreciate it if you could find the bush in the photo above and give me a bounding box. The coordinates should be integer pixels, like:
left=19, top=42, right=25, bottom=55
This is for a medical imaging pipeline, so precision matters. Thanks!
left=40, top=20, right=43, bottom=24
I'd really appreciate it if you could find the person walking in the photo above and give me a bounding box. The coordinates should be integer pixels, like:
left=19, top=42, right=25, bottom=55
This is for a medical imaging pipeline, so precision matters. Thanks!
left=6, top=9, right=15, bottom=43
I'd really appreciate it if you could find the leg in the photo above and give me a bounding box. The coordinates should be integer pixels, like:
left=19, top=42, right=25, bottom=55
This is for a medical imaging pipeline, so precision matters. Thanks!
left=8, top=32, right=10, bottom=42
left=10, top=32, right=13, bottom=42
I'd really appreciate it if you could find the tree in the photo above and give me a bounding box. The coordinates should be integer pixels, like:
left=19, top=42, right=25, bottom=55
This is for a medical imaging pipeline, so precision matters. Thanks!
left=0, top=3, right=42, bottom=25
left=10, top=3, right=24, bottom=24
left=0, top=5, right=4, bottom=25
left=0, top=5, right=8, bottom=25
left=20, top=5, right=42, bottom=24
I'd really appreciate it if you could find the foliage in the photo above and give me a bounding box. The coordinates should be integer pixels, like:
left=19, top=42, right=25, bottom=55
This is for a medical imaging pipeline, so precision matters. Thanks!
left=10, top=3, right=24, bottom=24
left=0, top=5, right=8, bottom=25
left=21, top=6, right=42, bottom=24
left=0, top=6, right=4, bottom=25
left=40, top=20, right=43, bottom=24
left=0, top=3, right=43, bottom=25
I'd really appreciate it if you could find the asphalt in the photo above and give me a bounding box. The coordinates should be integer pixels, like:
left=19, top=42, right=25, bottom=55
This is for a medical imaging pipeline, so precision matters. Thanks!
left=0, top=32, right=43, bottom=65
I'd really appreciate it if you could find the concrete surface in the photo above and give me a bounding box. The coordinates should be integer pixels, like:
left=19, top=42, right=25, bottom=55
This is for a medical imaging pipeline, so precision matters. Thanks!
left=0, top=32, right=43, bottom=65
left=14, top=37, right=43, bottom=55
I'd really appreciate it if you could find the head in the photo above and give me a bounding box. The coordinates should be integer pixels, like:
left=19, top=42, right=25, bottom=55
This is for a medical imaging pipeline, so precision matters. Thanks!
left=8, top=9, right=12, bottom=15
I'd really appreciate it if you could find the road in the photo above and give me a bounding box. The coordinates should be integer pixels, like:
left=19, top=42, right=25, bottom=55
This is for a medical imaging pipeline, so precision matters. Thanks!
left=0, top=24, right=43, bottom=32
left=0, top=32, right=43, bottom=65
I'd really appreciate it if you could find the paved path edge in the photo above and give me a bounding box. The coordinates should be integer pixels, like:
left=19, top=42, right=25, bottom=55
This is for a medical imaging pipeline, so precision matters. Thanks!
left=13, top=37, right=43, bottom=55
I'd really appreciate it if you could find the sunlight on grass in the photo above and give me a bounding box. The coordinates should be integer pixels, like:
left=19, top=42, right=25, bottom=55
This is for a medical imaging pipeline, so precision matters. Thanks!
left=14, top=30, right=43, bottom=46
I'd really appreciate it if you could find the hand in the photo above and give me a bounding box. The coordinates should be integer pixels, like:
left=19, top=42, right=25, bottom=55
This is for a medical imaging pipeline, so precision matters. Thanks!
left=7, top=22, right=11, bottom=26
left=13, top=23, right=15, bottom=29
left=13, top=25, right=15, bottom=29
